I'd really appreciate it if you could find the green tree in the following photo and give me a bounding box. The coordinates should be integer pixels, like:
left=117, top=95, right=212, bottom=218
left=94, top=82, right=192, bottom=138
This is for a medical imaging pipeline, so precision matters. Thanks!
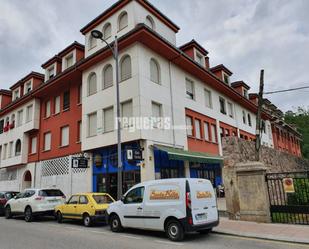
left=284, top=107, right=309, bottom=159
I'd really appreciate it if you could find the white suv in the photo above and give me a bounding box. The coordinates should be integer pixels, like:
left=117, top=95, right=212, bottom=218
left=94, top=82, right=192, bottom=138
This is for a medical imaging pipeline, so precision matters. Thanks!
left=5, top=188, right=65, bottom=222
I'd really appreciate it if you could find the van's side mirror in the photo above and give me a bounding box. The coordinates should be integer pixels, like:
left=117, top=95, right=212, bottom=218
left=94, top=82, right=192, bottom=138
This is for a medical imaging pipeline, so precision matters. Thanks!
left=14, top=196, right=17, bottom=199
left=120, top=196, right=125, bottom=202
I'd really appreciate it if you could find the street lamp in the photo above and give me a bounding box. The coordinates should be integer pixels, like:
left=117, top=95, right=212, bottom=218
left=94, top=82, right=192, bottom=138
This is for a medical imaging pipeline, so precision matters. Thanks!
left=91, top=30, right=122, bottom=200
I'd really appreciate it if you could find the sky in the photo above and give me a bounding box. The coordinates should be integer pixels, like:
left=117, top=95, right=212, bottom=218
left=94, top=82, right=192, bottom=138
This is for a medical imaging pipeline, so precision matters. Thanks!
left=0, top=0, right=309, bottom=112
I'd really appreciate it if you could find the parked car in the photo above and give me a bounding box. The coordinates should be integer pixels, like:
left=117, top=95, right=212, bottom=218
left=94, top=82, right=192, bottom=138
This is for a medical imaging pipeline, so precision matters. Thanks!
left=55, top=193, right=115, bottom=227
left=0, top=191, right=19, bottom=215
left=107, top=178, right=219, bottom=241
left=5, top=188, right=65, bottom=222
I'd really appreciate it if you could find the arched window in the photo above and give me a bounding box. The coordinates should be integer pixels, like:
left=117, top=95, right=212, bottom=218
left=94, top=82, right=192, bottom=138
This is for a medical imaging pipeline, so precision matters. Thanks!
left=88, top=34, right=97, bottom=50
left=150, top=58, right=160, bottom=84
left=103, top=23, right=112, bottom=39
left=145, top=15, right=155, bottom=30
left=88, top=73, right=97, bottom=96
left=118, top=11, right=128, bottom=31
left=103, top=64, right=113, bottom=89
left=120, top=55, right=132, bottom=81
left=15, top=139, right=21, bottom=156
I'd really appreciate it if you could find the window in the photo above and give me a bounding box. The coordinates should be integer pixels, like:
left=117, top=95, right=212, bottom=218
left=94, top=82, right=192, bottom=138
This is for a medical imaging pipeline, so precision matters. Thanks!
left=124, top=187, right=144, bottom=204
left=31, top=137, right=37, bottom=154
left=9, top=142, right=13, bottom=158
left=120, top=55, right=131, bottom=81
left=261, top=120, right=266, bottom=133
left=121, top=100, right=133, bottom=127
left=68, top=195, right=79, bottom=205
left=24, top=81, right=32, bottom=94
left=145, top=15, right=155, bottom=30
left=243, top=89, right=248, bottom=99
left=13, top=89, right=19, bottom=100
left=17, top=110, right=23, bottom=127
left=220, top=127, right=224, bottom=139
left=65, top=54, right=74, bottom=68
left=88, top=35, right=97, bottom=49
left=186, top=78, right=194, bottom=100
left=11, top=114, right=15, bottom=127
left=248, top=113, right=252, bottom=126
left=103, top=64, right=113, bottom=89
left=227, top=102, right=233, bottom=118
left=223, top=73, right=229, bottom=84
left=204, top=122, right=210, bottom=141
left=78, top=84, right=82, bottom=104
left=103, top=107, right=114, bottom=132
left=150, top=58, right=160, bottom=84
left=60, top=126, right=69, bottom=147
left=63, top=91, right=70, bottom=110
left=54, top=96, right=60, bottom=114
left=88, top=73, right=97, bottom=95
left=77, top=121, right=82, bottom=142
left=186, top=116, right=193, bottom=136
left=47, top=66, right=55, bottom=79
left=3, top=144, right=7, bottom=159
left=211, top=124, right=217, bottom=143
left=204, top=89, right=212, bottom=108
left=44, top=132, right=51, bottom=151
left=195, top=119, right=202, bottom=139
left=103, top=23, right=112, bottom=39
left=196, top=52, right=204, bottom=65
left=219, top=97, right=226, bottom=114
left=88, top=112, right=97, bottom=137
left=79, top=196, right=88, bottom=205
left=26, top=105, right=33, bottom=122
left=118, top=11, right=128, bottom=31
left=15, top=139, right=21, bottom=156
left=0, top=119, right=4, bottom=134
left=151, top=102, right=162, bottom=128
left=45, top=100, right=51, bottom=117
left=242, top=110, right=246, bottom=124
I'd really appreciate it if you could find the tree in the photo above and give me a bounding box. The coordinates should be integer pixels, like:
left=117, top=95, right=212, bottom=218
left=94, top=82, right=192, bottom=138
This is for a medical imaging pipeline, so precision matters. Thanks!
left=284, top=107, right=309, bottom=159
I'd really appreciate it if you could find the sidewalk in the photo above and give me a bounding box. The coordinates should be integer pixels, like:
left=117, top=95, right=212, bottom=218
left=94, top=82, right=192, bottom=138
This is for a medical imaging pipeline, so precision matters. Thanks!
left=213, top=217, right=309, bottom=244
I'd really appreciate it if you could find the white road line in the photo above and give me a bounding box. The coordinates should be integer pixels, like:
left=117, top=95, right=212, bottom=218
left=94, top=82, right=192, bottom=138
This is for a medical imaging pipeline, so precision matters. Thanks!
left=63, top=226, right=85, bottom=232
left=90, top=230, right=110, bottom=235
left=155, top=240, right=184, bottom=246
left=120, top=235, right=142, bottom=240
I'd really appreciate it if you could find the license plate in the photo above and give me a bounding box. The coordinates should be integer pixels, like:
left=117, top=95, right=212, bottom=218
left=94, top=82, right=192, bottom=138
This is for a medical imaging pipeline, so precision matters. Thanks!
left=48, top=199, right=58, bottom=203
left=196, top=213, right=207, bottom=221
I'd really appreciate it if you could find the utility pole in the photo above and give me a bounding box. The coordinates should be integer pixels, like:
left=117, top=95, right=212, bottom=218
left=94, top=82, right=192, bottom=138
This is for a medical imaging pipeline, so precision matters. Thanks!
left=255, top=69, right=264, bottom=161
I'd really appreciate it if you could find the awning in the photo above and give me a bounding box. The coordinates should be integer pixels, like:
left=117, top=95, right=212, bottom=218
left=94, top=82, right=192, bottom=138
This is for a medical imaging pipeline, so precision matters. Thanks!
left=153, top=145, right=223, bottom=164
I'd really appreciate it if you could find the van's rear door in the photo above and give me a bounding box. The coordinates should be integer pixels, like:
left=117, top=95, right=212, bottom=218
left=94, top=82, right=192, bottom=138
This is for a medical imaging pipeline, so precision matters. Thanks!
left=189, top=179, right=218, bottom=225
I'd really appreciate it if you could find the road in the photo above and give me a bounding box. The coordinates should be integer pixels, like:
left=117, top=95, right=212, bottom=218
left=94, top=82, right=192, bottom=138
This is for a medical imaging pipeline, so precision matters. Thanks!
left=0, top=217, right=308, bottom=249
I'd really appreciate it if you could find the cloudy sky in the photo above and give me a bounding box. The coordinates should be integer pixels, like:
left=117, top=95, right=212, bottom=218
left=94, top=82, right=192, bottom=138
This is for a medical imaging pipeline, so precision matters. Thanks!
left=1, top=0, right=309, bottom=111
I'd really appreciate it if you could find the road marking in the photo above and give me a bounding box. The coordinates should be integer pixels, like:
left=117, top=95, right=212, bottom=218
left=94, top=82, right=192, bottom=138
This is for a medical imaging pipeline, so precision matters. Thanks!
left=213, top=233, right=309, bottom=248
left=155, top=240, right=184, bottom=246
left=63, top=226, right=85, bottom=232
left=120, top=235, right=142, bottom=240
left=90, top=230, right=110, bottom=235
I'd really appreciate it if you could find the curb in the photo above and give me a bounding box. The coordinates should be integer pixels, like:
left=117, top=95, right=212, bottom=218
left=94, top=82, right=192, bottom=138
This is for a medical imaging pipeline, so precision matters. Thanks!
left=211, top=230, right=309, bottom=245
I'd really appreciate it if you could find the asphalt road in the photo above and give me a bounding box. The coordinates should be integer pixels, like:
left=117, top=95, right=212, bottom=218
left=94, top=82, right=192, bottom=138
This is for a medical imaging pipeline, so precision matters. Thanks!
left=0, top=216, right=308, bottom=249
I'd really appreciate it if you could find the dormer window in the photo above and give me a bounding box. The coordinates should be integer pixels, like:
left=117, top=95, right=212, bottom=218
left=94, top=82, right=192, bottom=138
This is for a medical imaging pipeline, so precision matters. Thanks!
left=24, top=81, right=32, bottom=94
left=47, top=66, right=55, bottom=80
left=65, top=53, right=74, bottom=68
left=243, top=89, right=249, bottom=99
left=195, top=52, right=204, bottom=66
left=223, top=73, right=229, bottom=84
left=13, top=89, right=20, bottom=100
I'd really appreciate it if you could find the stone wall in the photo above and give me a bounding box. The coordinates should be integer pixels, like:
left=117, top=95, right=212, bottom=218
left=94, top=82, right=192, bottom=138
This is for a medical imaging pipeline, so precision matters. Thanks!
left=222, top=137, right=309, bottom=172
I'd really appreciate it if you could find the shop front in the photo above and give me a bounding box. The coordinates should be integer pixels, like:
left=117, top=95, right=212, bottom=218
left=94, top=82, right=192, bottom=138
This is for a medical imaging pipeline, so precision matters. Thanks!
left=92, top=141, right=142, bottom=199
left=153, top=145, right=223, bottom=187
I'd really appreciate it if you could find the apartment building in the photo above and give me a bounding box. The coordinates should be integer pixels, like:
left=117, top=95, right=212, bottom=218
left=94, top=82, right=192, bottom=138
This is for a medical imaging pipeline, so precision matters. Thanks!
left=0, top=0, right=302, bottom=197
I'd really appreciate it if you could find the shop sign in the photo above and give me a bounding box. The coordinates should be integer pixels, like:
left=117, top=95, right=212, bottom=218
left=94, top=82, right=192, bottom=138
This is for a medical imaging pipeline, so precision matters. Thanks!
left=72, top=157, right=88, bottom=168
left=282, top=178, right=295, bottom=193
left=94, top=154, right=103, bottom=167
left=126, top=149, right=143, bottom=161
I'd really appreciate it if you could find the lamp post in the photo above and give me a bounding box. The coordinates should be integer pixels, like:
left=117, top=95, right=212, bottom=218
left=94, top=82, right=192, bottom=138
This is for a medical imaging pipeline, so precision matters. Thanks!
left=91, top=30, right=122, bottom=200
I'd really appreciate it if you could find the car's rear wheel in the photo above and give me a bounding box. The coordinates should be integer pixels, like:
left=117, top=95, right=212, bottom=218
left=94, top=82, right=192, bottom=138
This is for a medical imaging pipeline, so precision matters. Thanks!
left=83, top=214, right=92, bottom=227
left=24, top=207, right=33, bottom=222
left=5, top=206, right=12, bottom=219
left=166, top=220, right=184, bottom=241
left=110, top=214, right=123, bottom=232
left=56, top=211, right=63, bottom=223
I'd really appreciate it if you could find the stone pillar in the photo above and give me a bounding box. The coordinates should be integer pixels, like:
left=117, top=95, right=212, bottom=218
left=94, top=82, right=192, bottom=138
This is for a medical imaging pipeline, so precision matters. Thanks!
left=224, top=162, right=271, bottom=223
left=140, top=140, right=155, bottom=182
left=184, top=161, right=190, bottom=177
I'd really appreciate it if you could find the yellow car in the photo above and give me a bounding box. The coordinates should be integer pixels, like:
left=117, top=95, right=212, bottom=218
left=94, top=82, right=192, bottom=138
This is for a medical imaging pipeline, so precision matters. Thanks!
left=55, top=193, right=115, bottom=227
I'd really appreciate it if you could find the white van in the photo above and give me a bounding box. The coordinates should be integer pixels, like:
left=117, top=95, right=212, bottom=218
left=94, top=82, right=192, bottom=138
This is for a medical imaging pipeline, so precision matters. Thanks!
left=107, top=178, right=219, bottom=241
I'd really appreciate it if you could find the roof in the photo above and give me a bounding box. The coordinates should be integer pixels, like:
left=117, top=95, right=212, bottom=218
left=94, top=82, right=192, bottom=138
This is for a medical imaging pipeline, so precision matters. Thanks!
left=0, top=89, right=12, bottom=96
left=179, top=39, right=208, bottom=56
left=210, top=64, right=233, bottom=76
left=80, top=0, right=180, bottom=34
left=58, top=41, right=85, bottom=57
left=231, top=81, right=250, bottom=90
left=9, top=71, right=44, bottom=90
left=41, top=55, right=62, bottom=69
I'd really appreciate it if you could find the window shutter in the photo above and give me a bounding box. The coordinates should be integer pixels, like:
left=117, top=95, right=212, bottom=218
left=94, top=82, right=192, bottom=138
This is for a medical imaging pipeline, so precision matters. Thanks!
left=61, top=126, right=69, bottom=146
left=44, top=133, right=51, bottom=151
left=26, top=105, right=33, bottom=122
left=150, top=59, right=159, bottom=83
left=211, top=125, right=217, bottom=143
left=120, top=56, right=131, bottom=81
left=55, top=96, right=60, bottom=114
left=186, top=116, right=193, bottom=136
left=103, top=65, right=113, bottom=88
left=88, top=73, right=97, bottom=95
left=204, top=89, right=211, bottom=108
left=121, top=101, right=133, bottom=118
left=45, top=100, right=51, bottom=117
left=103, top=23, right=112, bottom=39
left=195, top=119, right=201, bottom=139
left=204, top=122, right=210, bottom=141
left=186, top=79, right=194, bottom=99
left=104, top=107, right=114, bottom=132
left=119, top=12, right=128, bottom=30
left=152, top=102, right=161, bottom=118
left=31, top=137, right=37, bottom=154
left=88, top=113, right=97, bottom=136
